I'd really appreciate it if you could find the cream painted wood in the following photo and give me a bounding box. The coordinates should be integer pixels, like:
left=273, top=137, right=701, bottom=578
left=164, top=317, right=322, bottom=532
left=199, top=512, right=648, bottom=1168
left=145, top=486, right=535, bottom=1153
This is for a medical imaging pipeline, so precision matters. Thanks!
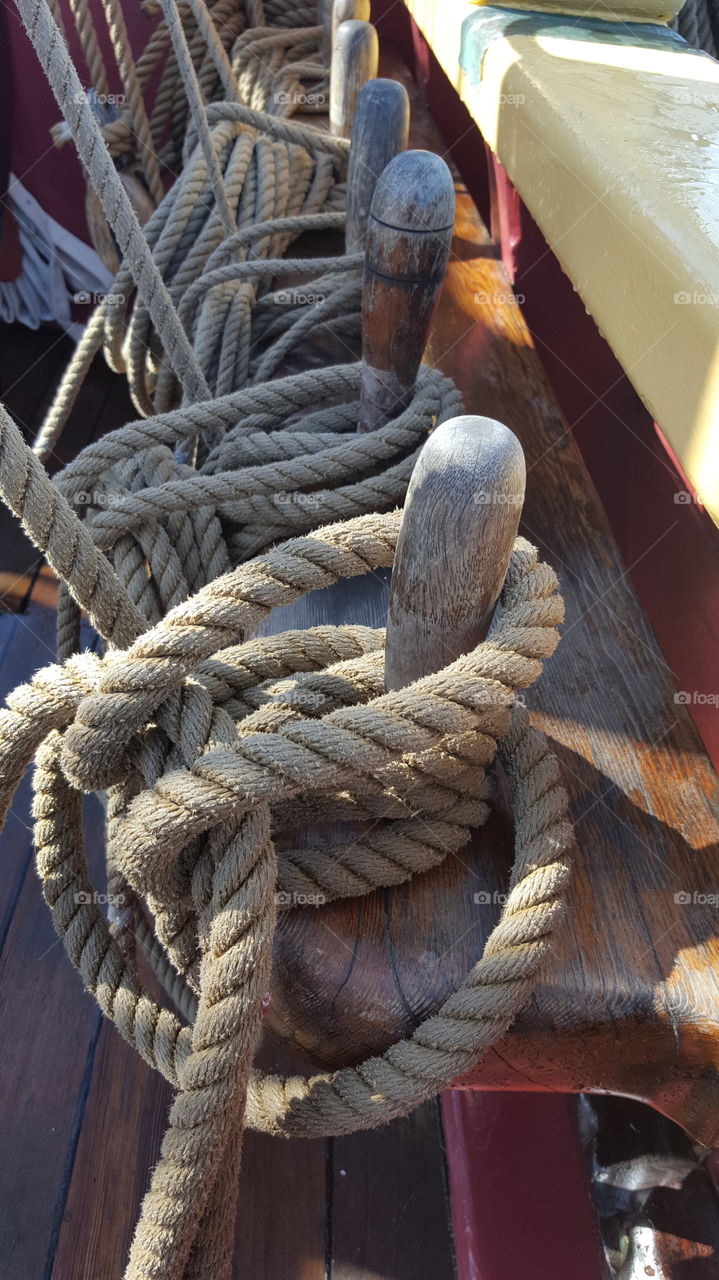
left=402, top=0, right=719, bottom=526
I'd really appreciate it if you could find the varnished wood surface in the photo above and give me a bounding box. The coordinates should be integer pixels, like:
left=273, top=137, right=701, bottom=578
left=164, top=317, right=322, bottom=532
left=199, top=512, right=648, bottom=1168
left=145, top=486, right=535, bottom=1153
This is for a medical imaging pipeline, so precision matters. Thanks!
left=346, top=78, right=409, bottom=252
left=261, top=46, right=719, bottom=1148
left=358, top=148, right=454, bottom=432
left=329, top=19, right=379, bottom=139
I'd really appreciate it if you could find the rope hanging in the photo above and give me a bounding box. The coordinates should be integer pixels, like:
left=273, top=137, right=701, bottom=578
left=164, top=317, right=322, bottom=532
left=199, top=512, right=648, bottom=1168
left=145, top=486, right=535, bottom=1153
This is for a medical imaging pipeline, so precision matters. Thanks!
left=51, top=0, right=329, bottom=170
left=33, top=2, right=359, bottom=456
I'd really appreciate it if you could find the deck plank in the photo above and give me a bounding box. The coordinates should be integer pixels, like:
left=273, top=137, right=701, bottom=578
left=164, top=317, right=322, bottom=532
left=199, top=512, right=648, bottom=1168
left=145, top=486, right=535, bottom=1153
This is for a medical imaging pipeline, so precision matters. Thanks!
left=51, top=1022, right=173, bottom=1280
left=0, top=786, right=105, bottom=1280
left=332, top=1101, right=456, bottom=1280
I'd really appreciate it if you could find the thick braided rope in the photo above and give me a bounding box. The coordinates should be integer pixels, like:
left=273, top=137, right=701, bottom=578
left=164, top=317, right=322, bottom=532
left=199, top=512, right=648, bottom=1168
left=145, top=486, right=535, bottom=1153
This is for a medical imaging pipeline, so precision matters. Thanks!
left=0, top=512, right=568, bottom=1280
left=67, top=0, right=110, bottom=96
left=43, top=365, right=460, bottom=653
left=674, top=0, right=718, bottom=55
left=0, top=402, right=143, bottom=646
left=35, top=112, right=352, bottom=442
left=158, top=0, right=238, bottom=231
left=27, top=0, right=354, bottom=457
left=0, top=510, right=571, bottom=1278
left=100, top=0, right=166, bottom=204
left=53, top=0, right=326, bottom=163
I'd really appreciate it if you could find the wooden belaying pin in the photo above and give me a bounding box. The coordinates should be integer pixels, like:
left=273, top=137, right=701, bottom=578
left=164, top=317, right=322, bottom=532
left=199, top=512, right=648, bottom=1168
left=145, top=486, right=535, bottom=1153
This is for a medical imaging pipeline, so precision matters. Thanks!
left=358, top=149, right=455, bottom=433
left=384, top=415, right=526, bottom=691
left=320, top=0, right=371, bottom=63
left=346, top=78, right=410, bottom=253
left=329, top=19, right=379, bottom=140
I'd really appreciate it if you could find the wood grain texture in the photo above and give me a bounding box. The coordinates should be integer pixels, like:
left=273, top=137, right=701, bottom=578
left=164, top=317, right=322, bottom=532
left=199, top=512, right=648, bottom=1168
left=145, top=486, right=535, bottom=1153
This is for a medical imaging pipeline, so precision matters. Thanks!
left=332, top=1099, right=455, bottom=1280
left=359, top=148, right=455, bottom=432
left=329, top=20, right=379, bottom=140
left=51, top=1019, right=172, bottom=1280
left=1, top=34, right=717, bottom=1280
left=265, top=46, right=719, bottom=1148
left=0, top=643, right=104, bottom=1280
left=385, top=414, right=525, bottom=689
left=0, top=156, right=456, bottom=1278
left=346, top=78, right=410, bottom=253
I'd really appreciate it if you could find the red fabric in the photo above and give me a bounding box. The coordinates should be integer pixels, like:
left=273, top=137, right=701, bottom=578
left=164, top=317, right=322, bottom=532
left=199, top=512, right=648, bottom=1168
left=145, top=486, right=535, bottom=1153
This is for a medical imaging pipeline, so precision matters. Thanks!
left=6, top=0, right=156, bottom=244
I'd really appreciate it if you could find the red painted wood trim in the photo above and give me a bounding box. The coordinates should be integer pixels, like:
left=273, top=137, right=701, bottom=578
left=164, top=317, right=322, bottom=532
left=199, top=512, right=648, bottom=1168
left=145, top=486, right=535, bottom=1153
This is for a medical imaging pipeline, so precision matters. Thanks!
left=489, top=162, right=719, bottom=770
left=371, top=0, right=490, bottom=225
left=441, top=1092, right=606, bottom=1280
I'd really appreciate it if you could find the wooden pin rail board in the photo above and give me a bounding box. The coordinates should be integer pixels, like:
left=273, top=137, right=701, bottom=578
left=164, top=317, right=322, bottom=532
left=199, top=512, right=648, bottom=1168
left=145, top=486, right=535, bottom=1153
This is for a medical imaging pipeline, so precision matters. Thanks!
left=263, top=48, right=719, bottom=1143
left=0, top=38, right=717, bottom=1280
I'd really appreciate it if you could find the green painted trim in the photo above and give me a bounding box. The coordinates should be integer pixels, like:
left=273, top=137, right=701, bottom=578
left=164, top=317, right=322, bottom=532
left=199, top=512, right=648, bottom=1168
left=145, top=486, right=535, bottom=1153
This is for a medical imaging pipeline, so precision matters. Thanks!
left=459, top=6, right=705, bottom=83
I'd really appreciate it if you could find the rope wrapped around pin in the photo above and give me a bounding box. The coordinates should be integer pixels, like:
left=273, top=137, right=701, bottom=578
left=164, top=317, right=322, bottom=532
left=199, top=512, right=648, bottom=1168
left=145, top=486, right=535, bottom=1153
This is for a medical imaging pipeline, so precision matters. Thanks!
left=49, top=363, right=460, bottom=621
left=0, top=361, right=458, bottom=658
left=0, top=507, right=572, bottom=1280
left=36, top=108, right=355, bottom=448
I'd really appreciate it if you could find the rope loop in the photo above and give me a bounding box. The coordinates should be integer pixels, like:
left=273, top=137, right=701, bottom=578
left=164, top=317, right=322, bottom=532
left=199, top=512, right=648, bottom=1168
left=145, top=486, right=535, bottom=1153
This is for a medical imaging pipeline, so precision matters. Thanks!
left=0, top=507, right=573, bottom=1277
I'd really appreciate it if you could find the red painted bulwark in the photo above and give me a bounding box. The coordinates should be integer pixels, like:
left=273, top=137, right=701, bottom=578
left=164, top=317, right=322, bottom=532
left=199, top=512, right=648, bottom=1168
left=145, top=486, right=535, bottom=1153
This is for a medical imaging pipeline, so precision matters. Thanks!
left=489, top=162, right=719, bottom=771
left=441, top=1092, right=605, bottom=1280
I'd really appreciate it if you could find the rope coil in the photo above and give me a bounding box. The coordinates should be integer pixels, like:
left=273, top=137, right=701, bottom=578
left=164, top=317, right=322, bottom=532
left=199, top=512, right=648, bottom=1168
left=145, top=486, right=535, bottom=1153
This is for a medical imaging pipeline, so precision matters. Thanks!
left=0, top=504, right=573, bottom=1278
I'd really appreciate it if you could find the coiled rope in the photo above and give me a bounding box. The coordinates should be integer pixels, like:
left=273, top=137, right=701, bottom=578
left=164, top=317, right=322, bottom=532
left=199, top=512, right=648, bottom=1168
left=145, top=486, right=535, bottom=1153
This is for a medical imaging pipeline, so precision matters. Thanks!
left=0, top=499, right=573, bottom=1279
left=0, top=362, right=461, bottom=659
left=29, top=0, right=361, bottom=457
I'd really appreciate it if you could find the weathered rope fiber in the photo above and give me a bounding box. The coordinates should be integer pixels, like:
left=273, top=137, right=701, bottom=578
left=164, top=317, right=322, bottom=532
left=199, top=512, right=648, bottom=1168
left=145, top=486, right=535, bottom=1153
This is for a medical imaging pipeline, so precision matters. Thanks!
left=52, top=0, right=329, bottom=166
left=674, top=0, right=718, bottom=56
left=5, top=7, right=577, bottom=1277
left=51, top=363, right=461, bottom=631
left=98, top=112, right=352, bottom=418
left=0, top=505, right=573, bottom=1279
left=35, top=100, right=355, bottom=451
left=27, top=0, right=353, bottom=458
left=16, top=0, right=212, bottom=406
left=0, top=364, right=460, bottom=661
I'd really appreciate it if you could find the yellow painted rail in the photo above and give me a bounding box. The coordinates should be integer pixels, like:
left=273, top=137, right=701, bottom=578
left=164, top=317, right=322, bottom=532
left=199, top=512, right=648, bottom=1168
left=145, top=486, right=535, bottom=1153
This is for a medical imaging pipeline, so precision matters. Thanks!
left=405, top=0, right=719, bottom=525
